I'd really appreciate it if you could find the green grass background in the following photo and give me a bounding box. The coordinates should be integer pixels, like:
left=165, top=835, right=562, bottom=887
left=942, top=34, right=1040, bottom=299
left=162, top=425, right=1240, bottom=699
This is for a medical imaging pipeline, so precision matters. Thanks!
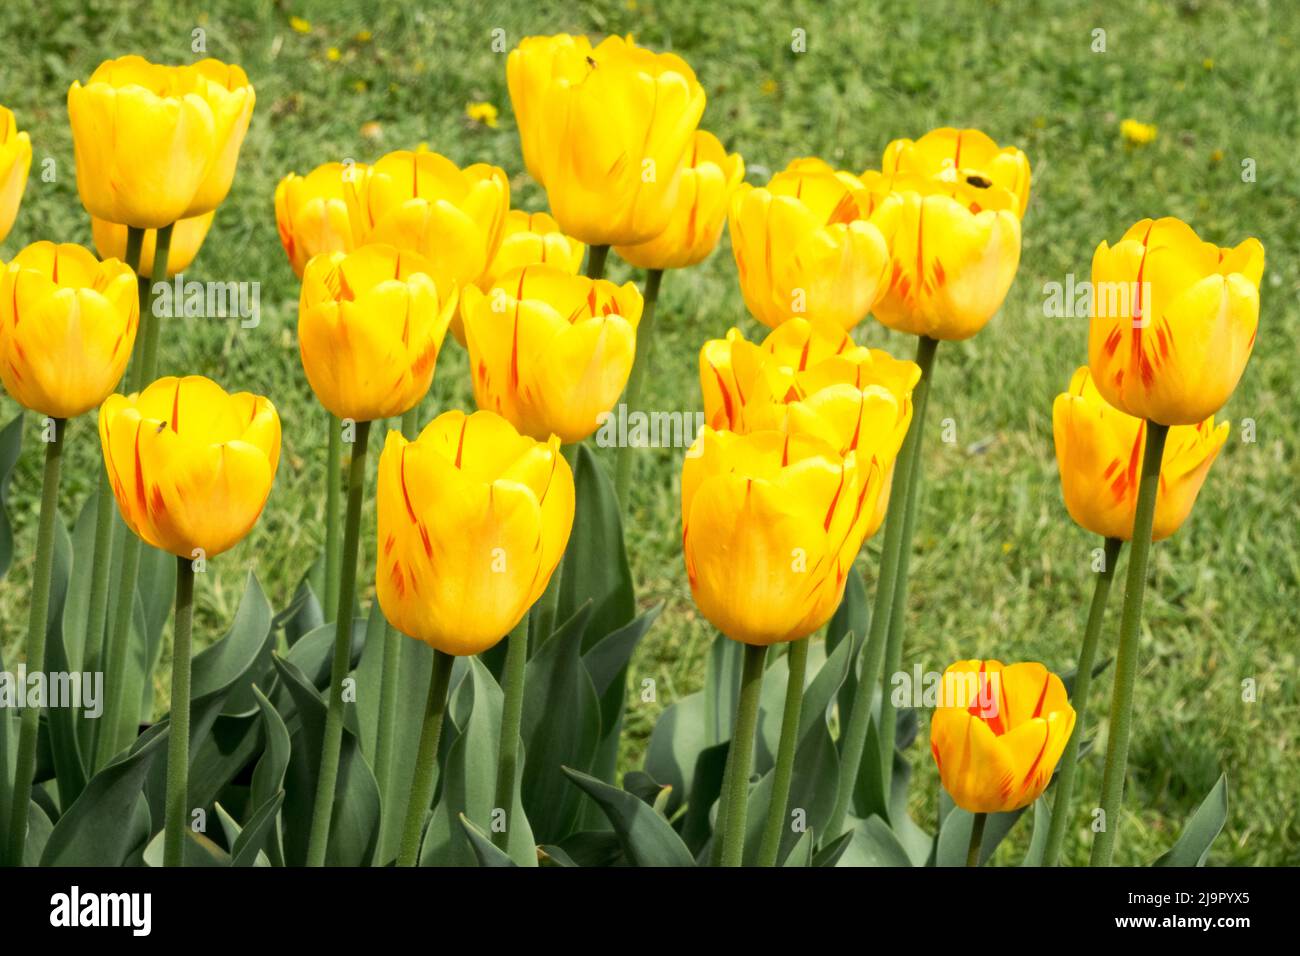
left=1, top=0, right=1296, bottom=865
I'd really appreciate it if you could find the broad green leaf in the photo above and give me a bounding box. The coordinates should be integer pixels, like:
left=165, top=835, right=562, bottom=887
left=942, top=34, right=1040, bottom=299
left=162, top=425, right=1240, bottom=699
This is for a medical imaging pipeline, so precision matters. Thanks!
left=583, top=602, right=661, bottom=738
left=521, top=604, right=601, bottom=843
left=644, top=691, right=709, bottom=818
left=742, top=719, right=841, bottom=865
left=554, top=445, right=635, bottom=653
left=142, top=827, right=230, bottom=866
left=420, top=658, right=536, bottom=867
left=1153, top=774, right=1228, bottom=867
left=40, top=724, right=168, bottom=866
left=0, top=413, right=23, bottom=580
left=274, top=560, right=326, bottom=647
left=811, top=829, right=853, bottom=867
left=231, top=792, right=284, bottom=867
left=273, top=654, right=380, bottom=866
left=249, top=686, right=291, bottom=866
left=43, top=512, right=88, bottom=807
left=935, top=795, right=1026, bottom=867
left=680, top=741, right=729, bottom=856
left=1021, top=797, right=1052, bottom=866
left=458, top=813, right=519, bottom=867
left=836, top=815, right=914, bottom=866
left=562, top=767, right=695, bottom=867
left=782, top=829, right=814, bottom=867
left=282, top=618, right=368, bottom=692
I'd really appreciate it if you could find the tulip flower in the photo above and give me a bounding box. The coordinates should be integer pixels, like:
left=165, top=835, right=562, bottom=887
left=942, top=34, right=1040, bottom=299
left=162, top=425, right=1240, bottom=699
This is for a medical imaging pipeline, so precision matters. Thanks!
left=481, top=209, right=585, bottom=288
left=298, top=244, right=457, bottom=422
left=275, top=162, right=364, bottom=277
left=97, top=374, right=278, bottom=866
left=1054, top=367, right=1228, bottom=542
left=729, top=159, right=890, bottom=331
left=92, top=212, right=215, bottom=278
left=511, top=34, right=706, bottom=248
left=879, top=127, right=1031, bottom=219
left=68, top=55, right=255, bottom=229
left=462, top=265, right=643, bottom=444
left=929, top=660, right=1076, bottom=818
left=0, top=242, right=139, bottom=419
left=98, top=375, right=281, bottom=559
left=0, top=106, right=32, bottom=244
left=615, top=130, right=746, bottom=270
left=379, top=409, right=575, bottom=866
left=345, top=149, right=508, bottom=298
left=376, top=409, right=575, bottom=656
left=1087, top=217, right=1263, bottom=427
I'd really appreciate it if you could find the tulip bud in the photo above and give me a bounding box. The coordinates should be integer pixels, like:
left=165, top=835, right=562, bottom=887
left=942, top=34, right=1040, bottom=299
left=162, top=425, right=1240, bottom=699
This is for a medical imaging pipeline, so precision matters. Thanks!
left=462, top=264, right=642, bottom=444
left=929, top=660, right=1076, bottom=814
left=275, top=162, right=364, bottom=278
left=514, top=34, right=707, bottom=246
left=682, top=427, right=878, bottom=646
left=481, top=210, right=585, bottom=289
left=729, top=159, right=890, bottom=331
left=91, top=212, right=216, bottom=278
left=0, top=106, right=32, bottom=244
left=99, top=376, right=281, bottom=559
left=881, top=127, right=1031, bottom=219
left=0, top=242, right=138, bottom=419
left=298, top=244, right=456, bottom=422
left=376, top=409, right=575, bottom=656
left=1087, top=217, right=1263, bottom=426
left=1053, top=367, right=1228, bottom=542
left=615, top=130, right=745, bottom=270
left=68, top=56, right=255, bottom=229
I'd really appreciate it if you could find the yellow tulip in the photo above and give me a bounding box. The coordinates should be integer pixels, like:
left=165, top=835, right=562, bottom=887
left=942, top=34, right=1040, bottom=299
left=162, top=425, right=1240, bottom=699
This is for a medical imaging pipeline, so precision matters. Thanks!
left=880, top=127, right=1031, bottom=219
left=345, top=149, right=508, bottom=293
left=481, top=209, right=585, bottom=288
left=99, top=375, right=280, bottom=559
left=275, top=162, right=364, bottom=277
left=68, top=56, right=255, bottom=229
left=1053, top=367, right=1228, bottom=542
left=929, top=660, right=1076, bottom=814
left=461, top=265, right=642, bottom=444
left=729, top=158, right=890, bottom=331
left=700, top=316, right=918, bottom=471
left=375, top=409, right=575, bottom=656
left=513, top=34, right=707, bottom=246
left=0, top=106, right=32, bottom=244
left=91, top=212, right=215, bottom=278
left=506, top=33, right=592, bottom=184
left=0, top=242, right=138, bottom=419
left=298, top=244, right=456, bottom=422
left=682, top=427, right=876, bottom=646
left=1087, top=217, right=1263, bottom=426
left=615, top=130, right=745, bottom=270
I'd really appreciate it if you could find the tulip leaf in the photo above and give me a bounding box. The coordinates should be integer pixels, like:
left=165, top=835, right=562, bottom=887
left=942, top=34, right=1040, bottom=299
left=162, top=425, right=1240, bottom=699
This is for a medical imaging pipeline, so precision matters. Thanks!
left=1152, top=773, right=1228, bottom=867
left=799, top=632, right=855, bottom=741
left=554, top=445, right=635, bottom=652
left=537, top=844, right=580, bottom=867
left=458, top=813, right=519, bottom=867
left=828, top=566, right=868, bottom=734
left=742, top=718, right=841, bottom=865
left=249, top=686, right=291, bottom=865
left=282, top=618, right=369, bottom=692
left=521, top=603, right=601, bottom=843
left=562, top=767, right=695, bottom=867
left=231, top=792, right=285, bottom=867
left=0, top=412, right=23, bottom=581
left=704, top=635, right=744, bottom=745
left=935, top=795, right=1026, bottom=867
left=40, top=723, right=168, bottom=866
left=836, top=814, right=915, bottom=866
left=1021, top=797, right=1052, bottom=867
left=142, top=826, right=231, bottom=867
left=273, top=654, right=380, bottom=866
left=275, top=559, right=326, bottom=647
left=583, top=602, right=662, bottom=738
left=783, top=829, right=815, bottom=867
left=420, top=657, right=536, bottom=867
left=887, top=753, right=934, bottom=865
left=681, top=741, right=730, bottom=857
left=811, top=829, right=854, bottom=868
left=350, top=601, right=393, bottom=760
left=644, top=690, right=711, bottom=819
left=551, top=830, right=624, bottom=867
left=42, top=511, right=89, bottom=808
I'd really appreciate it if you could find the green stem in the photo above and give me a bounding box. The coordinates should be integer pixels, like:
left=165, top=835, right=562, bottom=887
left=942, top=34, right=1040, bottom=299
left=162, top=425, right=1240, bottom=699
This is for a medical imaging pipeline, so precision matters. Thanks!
left=82, top=228, right=146, bottom=705
left=967, top=812, right=987, bottom=867
left=530, top=443, right=576, bottom=644
left=305, top=419, right=372, bottom=867
left=323, top=416, right=342, bottom=622
left=94, top=223, right=174, bottom=771
left=4, top=417, right=65, bottom=866
left=372, top=411, right=418, bottom=834
left=397, top=650, right=456, bottom=867
left=585, top=244, right=610, bottom=281
left=825, top=334, right=938, bottom=838
left=718, top=643, right=768, bottom=867
left=876, top=335, right=939, bottom=792
left=491, top=615, right=529, bottom=850
left=1043, top=536, right=1123, bottom=866
left=756, top=638, right=809, bottom=867
left=614, top=268, right=663, bottom=508
left=1090, top=421, right=1168, bottom=867
left=163, top=557, right=195, bottom=867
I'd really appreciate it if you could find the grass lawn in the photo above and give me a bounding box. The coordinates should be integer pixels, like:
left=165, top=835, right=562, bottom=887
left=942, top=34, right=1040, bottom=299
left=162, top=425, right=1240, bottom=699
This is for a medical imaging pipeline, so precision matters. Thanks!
left=1, top=0, right=1296, bottom=865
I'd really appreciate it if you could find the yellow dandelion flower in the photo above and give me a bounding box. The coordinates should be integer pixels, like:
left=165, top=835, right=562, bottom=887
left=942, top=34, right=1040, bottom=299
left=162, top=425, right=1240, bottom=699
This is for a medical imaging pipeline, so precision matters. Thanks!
left=760, top=78, right=778, bottom=96
left=356, top=29, right=373, bottom=43
left=1120, top=118, right=1157, bottom=146
left=1202, top=57, right=1214, bottom=70
left=1210, top=148, right=1224, bottom=164
left=465, top=101, right=499, bottom=128
left=352, top=79, right=368, bottom=93
left=290, top=16, right=311, bottom=33
left=327, top=47, right=341, bottom=62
